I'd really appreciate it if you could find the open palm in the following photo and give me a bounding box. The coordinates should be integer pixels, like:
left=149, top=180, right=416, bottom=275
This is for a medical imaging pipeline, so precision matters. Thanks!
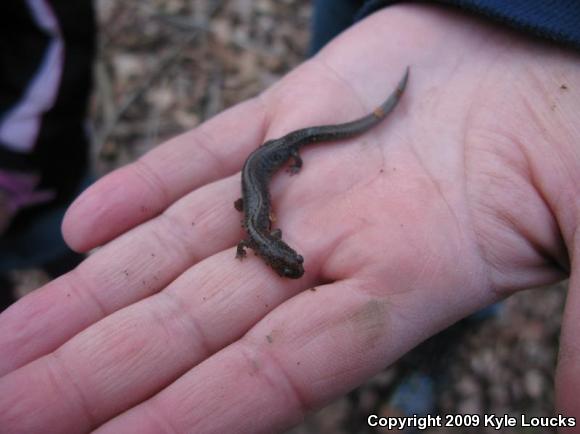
left=1, top=5, right=578, bottom=433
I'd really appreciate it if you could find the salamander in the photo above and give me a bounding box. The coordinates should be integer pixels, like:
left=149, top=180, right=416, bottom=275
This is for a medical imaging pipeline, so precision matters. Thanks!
left=235, top=67, right=409, bottom=278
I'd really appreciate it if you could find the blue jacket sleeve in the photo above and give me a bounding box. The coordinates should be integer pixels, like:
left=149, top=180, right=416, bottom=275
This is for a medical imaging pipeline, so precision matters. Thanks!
left=357, top=0, right=580, bottom=50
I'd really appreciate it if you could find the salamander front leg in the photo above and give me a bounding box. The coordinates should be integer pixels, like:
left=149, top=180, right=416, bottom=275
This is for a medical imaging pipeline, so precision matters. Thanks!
left=288, top=149, right=303, bottom=175
left=234, top=198, right=244, bottom=212
left=236, top=240, right=249, bottom=260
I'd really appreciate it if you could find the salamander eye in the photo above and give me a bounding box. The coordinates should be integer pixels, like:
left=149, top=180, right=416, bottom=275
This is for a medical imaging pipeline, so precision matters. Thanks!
left=296, top=255, right=304, bottom=264
left=282, top=265, right=303, bottom=278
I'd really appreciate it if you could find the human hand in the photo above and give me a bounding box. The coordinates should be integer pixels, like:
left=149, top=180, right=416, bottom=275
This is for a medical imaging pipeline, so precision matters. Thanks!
left=1, top=4, right=579, bottom=433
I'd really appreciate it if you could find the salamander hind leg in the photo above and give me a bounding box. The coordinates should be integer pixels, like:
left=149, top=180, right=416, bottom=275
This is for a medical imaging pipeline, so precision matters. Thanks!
left=288, top=149, right=303, bottom=175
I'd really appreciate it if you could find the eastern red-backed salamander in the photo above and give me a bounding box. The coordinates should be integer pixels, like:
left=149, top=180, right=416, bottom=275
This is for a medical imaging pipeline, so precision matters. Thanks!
left=235, top=67, right=409, bottom=278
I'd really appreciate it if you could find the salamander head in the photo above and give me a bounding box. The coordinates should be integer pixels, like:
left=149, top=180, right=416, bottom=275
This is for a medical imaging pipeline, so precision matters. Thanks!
left=264, top=244, right=304, bottom=279
left=278, top=254, right=304, bottom=279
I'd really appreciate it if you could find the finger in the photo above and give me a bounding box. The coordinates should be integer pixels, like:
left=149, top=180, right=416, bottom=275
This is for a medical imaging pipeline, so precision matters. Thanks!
left=0, top=113, right=407, bottom=378
left=62, top=97, right=266, bottom=252
left=1, top=60, right=391, bottom=376
left=0, top=165, right=361, bottom=432
left=93, top=276, right=496, bottom=434
left=0, top=235, right=317, bottom=432
left=0, top=65, right=371, bottom=377
left=555, top=249, right=580, bottom=420
left=0, top=172, right=246, bottom=376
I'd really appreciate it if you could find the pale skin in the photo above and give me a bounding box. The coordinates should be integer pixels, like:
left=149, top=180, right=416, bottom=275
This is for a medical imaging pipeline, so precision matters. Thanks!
left=1, top=5, right=579, bottom=433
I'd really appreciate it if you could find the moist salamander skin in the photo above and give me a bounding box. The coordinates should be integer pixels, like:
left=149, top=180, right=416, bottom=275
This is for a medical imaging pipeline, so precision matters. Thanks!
left=235, top=67, right=409, bottom=279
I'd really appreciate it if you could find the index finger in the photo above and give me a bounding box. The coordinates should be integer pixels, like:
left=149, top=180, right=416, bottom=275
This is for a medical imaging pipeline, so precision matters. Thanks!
left=62, top=97, right=266, bottom=252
